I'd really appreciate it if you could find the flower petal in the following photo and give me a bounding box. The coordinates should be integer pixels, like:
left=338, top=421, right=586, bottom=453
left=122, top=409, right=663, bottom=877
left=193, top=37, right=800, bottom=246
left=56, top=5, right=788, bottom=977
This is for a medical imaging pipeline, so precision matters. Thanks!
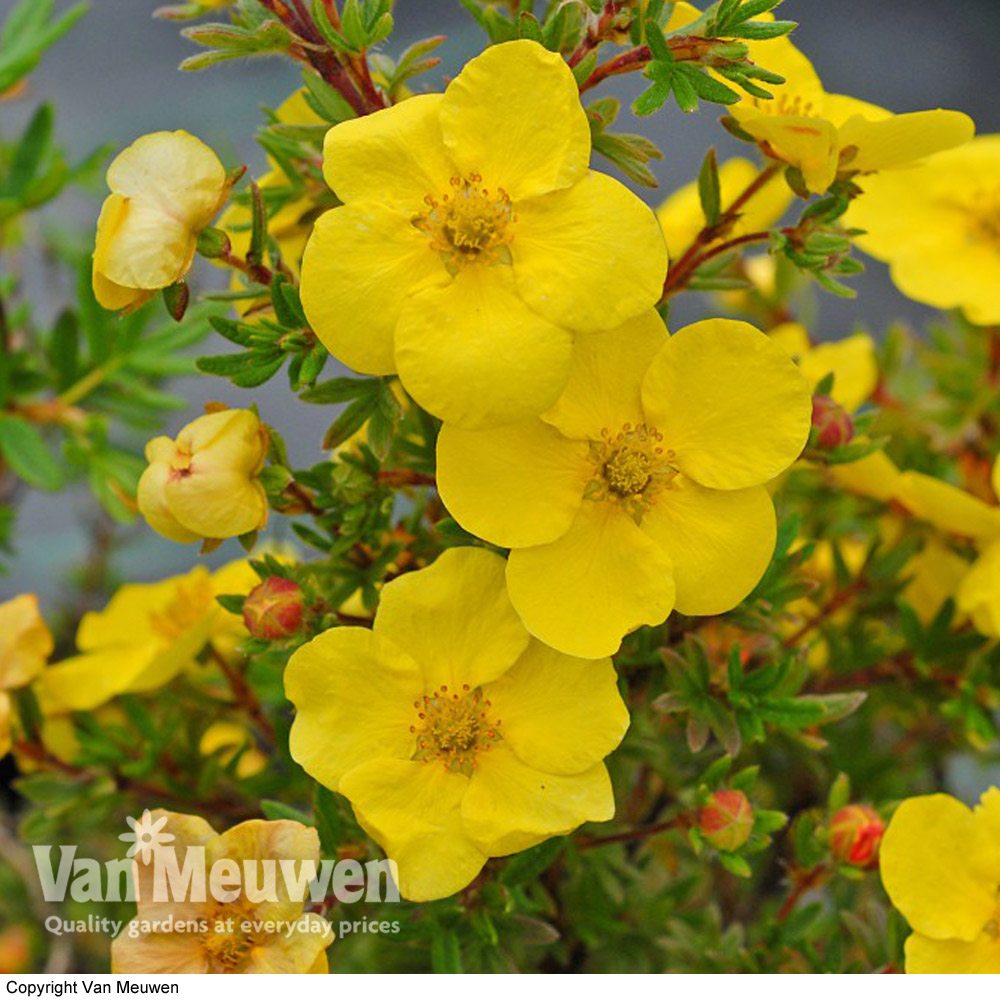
left=506, top=501, right=676, bottom=658
left=394, top=265, right=573, bottom=429
left=107, top=130, right=226, bottom=227
left=641, top=319, right=812, bottom=490
left=340, top=757, right=485, bottom=902
left=462, top=745, right=614, bottom=856
left=322, top=94, right=456, bottom=208
left=880, top=793, right=1000, bottom=941
left=905, top=932, right=1000, bottom=974
left=794, top=332, right=878, bottom=412
left=112, top=927, right=209, bottom=974
left=439, top=40, right=590, bottom=201
left=895, top=471, right=1000, bottom=541
left=285, top=627, right=423, bottom=792
left=99, top=197, right=194, bottom=291
left=957, top=540, right=1000, bottom=637
left=542, top=311, right=668, bottom=441
left=436, top=420, right=588, bottom=548
left=248, top=915, right=334, bottom=974
left=165, top=472, right=267, bottom=539
left=36, top=644, right=162, bottom=712
left=642, top=479, right=776, bottom=616
left=512, top=171, right=667, bottom=332
left=373, top=547, right=530, bottom=691
left=837, top=108, right=974, bottom=174
left=737, top=113, right=839, bottom=193
left=301, top=202, right=445, bottom=375
left=542, top=309, right=667, bottom=441
left=137, top=461, right=202, bottom=543
left=482, top=641, right=628, bottom=775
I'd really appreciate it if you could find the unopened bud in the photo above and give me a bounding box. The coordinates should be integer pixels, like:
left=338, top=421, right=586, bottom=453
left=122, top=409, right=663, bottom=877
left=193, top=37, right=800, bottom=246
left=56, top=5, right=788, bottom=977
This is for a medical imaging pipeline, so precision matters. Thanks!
left=243, top=577, right=304, bottom=640
left=830, top=804, right=884, bottom=867
left=162, top=280, right=189, bottom=322
left=196, top=226, right=232, bottom=260
left=811, top=394, right=854, bottom=449
left=698, top=790, right=754, bottom=852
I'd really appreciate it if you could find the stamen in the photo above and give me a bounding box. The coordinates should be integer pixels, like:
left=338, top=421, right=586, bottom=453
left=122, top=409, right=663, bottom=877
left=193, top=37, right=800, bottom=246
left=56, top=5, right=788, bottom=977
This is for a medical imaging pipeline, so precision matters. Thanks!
left=411, top=685, right=503, bottom=776
left=585, top=422, right=678, bottom=523
left=413, top=174, right=515, bottom=274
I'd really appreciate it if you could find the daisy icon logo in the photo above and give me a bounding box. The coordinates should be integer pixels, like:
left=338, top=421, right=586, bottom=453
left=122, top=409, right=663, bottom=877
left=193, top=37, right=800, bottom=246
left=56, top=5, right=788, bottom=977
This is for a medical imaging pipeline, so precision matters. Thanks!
left=119, top=810, right=175, bottom=865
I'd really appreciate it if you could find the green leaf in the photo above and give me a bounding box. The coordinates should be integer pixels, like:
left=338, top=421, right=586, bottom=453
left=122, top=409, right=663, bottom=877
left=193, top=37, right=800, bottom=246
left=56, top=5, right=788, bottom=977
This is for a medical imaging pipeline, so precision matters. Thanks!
left=431, top=929, right=464, bottom=974
left=322, top=394, right=379, bottom=450
left=698, top=148, right=721, bottom=226
left=300, top=375, right=381, bottom=405
left=0, top=415, right=64, bottom=490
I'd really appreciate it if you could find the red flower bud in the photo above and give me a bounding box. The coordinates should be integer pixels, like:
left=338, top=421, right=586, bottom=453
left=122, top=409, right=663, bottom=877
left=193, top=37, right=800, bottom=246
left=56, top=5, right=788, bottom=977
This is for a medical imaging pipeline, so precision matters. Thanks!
left=698, top=790, right=754, bottom=852
left=811, top=395, right=854, bottom=449
left=243, top=577, right=304, bottom=640
left=830, top=804, right=884, bottom=868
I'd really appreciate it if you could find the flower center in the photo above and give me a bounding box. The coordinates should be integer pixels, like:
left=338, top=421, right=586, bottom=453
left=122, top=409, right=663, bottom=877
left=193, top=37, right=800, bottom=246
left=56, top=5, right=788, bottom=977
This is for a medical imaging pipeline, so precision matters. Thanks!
left=202, top=915, right=255, bottom=973
left=413, top=174, right=514, bottom=275
left=148, top=576, right=214, bottom=641
left=585, top=423, right=678, bottom=522
left=938, top=188, right=1000, bottom=248
left=411, top=684, right=502, bottom=775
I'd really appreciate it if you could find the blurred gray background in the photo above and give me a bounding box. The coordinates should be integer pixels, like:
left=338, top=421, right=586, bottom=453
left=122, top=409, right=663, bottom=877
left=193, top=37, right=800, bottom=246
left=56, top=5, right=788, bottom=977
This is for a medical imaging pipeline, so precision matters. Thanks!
left=3, top=0, right=1000, bottom=606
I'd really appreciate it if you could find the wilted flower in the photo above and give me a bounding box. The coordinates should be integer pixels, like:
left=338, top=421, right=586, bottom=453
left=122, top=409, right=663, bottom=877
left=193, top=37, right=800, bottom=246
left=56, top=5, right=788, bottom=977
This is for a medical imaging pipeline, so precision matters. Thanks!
left=93, top=131, right=232, bottom=310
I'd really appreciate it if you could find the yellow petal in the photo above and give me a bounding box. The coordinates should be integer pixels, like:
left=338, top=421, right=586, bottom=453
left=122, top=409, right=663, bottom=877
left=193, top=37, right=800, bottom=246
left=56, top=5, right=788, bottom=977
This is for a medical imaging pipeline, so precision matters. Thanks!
left=112, top=928, right=209, bottom=974
left=93, top=194, right=147, bottom=309
left=795, top=332, right=878, bottom=412
left=462, top=745, right=614, bottom=856
left=837, top=108, right=974, bottom=173
left=506, top=501, right=676, bottom=658
left=436, top=420, right=589, bottom=548
left=247, top=915, right=334, bottom=974
left=906, top=932, right=1000, bottom=974
left=975, top=787, right=1000, bottom=842
left=482, top=641, right=627, bottom=775
left=641, top=319, right=812, bottom=490
left=642, top=478, right=776, bottom=616
left=738, top=114, right=839, bottom=193
left=829, top=450, right=901, bottom=503
left=98, top=197, right=195, bottom=291
left=0, top=693, right=11, bottom=759
left=0, top=594, right=53, bottom=688
left=285, top=627, right=423, bottom=792
left=512, top=170, right=667, bottom=332
left=340, top=757, right=485, bottom=902
left=903, top=540, right=970, bottom=625
left=657, top=157, right=791, bottom=259
left=373, top=547, right=530, bottom=691
left=993, top=454, right=1000, bottom=503
left=957, top=540, right=1000, bottom=637
left=136, top=460, right=203, bottom=544
left=107, top=130, right=227, bottom=228
left=541, top=311, right=668, bottom=441
left=300, top=202, right=444, bottom=376
left=439, top=40, right=590, bottom=201
left=880, top=793, right=1000, bottom=941
left=164, top=472, right=267, bottom=540
left=36, top=644, right=162, bottom=712
left=321, top=94, right=455, bottom=208
left=895, top=471, right=1000, bottom=541
left=394, top=265, right=573, bottom=429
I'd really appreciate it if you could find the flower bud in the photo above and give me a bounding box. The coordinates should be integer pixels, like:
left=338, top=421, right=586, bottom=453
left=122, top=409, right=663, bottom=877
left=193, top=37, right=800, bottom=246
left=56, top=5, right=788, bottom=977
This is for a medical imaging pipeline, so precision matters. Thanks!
left=137, top=408, right=269, bottom=544
left=811, top=394, right=854, bottom=449
left=830, top=804, right=884, bottom=867
left=698, top=790, right=754, bottom=852
left=243, top=577, right=304, bottom=640
left=0, top=594, right=54, bottom=689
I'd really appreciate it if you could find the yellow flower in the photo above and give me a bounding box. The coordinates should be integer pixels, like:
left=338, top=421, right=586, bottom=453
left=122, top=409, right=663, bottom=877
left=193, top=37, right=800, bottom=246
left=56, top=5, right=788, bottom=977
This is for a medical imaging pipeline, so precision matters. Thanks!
left=881, top=788, right=1000, bottom=973
left=200, top=721, right=267, bottom=778
left=285, top=547, right=628, bottom=901
left=300, top=39, right=667, bottom=429
left=770, top=324, right=878, bottom=412
left=828, top=449, right=901, bottom=503
left=892, top=457, right=1000, bottom=635
left=437, top=313, right=811, bottom=656
left=656, top=156, right=792, bottom=258
left=847, top=136, right=1000, bottom=325
left=138, top=408, right=269, bottom=544
left=726, top=31, right=973, bottom=194
left=112, top=811, right=333, bottom=973
left=36, top=561, right=255, bottom=712
left=93, top=131, right=231, bottom=311
left=0, top=595, right=53, bottom=757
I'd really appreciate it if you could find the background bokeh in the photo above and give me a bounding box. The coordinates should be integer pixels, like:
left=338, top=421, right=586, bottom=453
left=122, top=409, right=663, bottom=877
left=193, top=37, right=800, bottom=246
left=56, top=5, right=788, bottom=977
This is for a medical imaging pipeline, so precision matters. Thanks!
left=4, top=0, right=1000, bottom=605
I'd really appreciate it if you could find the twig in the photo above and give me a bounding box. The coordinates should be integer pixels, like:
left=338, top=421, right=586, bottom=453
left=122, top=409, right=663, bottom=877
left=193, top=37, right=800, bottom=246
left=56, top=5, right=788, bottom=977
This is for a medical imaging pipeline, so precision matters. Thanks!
left=209, top=647, right=276, bottom=744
